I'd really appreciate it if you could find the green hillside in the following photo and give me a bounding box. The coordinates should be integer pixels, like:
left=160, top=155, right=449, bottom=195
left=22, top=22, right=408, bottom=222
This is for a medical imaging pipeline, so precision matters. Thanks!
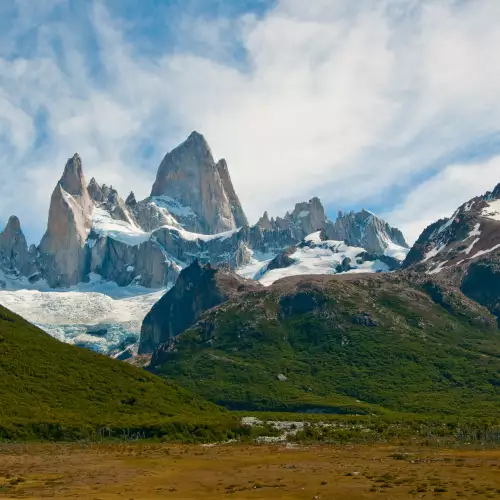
left=0, top=305, right=230, bottom=441
left=155, top=274, right=500, bottom=416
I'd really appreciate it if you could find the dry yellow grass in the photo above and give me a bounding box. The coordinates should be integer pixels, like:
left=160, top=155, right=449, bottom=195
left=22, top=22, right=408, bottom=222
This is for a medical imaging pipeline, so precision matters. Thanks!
left=1, top=442, right=500, bottom=499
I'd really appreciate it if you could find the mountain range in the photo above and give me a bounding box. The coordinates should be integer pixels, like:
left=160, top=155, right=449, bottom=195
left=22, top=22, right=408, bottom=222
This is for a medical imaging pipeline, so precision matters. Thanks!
left=1, top=129, right=500, bottom=373
left=0, top=131, right=410, bottom=356
left=1, top=130, right=500, bottom=422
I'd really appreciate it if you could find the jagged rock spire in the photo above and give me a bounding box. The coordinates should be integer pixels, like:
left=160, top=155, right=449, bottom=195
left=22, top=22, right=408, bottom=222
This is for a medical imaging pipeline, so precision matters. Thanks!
left=88, top=177, right=104, bottom=203
left=216, top=159, right=248, bottom=228
left=0, top=216, right=37, bottom=277
left=125, top=191, right=137, bottom=207
left=256, top=211, right=274, bottom=230
left=38, top=154, right=93, bottom=287
left=150, top=131, right=248, bottom=234
left=60, top=154, right=87, bottom=197
left=4, top=215, right=21, bottom=234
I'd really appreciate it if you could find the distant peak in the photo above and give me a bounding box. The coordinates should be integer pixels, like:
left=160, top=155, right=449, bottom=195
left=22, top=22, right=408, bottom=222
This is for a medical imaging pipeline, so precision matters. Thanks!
left=125, top=191, right=137, bottom=206
left=216, top=158, right=228, bottom=171
left=88, top=176, right=104, bottom=203
left=491, top=182, right=500, bottom=199
left=188, top=130, right=204, bottom=141
left=4, top=215, right=21, bottom=233
left=60, top=153, right=86, bottom=196
left=183, top=130, right=211, bottom=151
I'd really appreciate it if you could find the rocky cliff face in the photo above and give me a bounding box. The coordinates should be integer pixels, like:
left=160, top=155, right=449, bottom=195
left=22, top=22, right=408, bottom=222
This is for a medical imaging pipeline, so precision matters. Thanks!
left=256, top=199, right=408, bottom=258
left=0, top=216, right=37, bottom=278
left=140, top=260, right=261, bottom=355
left=402, top=183, right=500, bottom=323
left=216, top=159, right=248, bottom=228
left=328, top=209, right=409, bottom=256
left=0, top=132, right=408, bottom=294
left=150, top=131, right=246, bottom=234
left=38, top=154, right=93, bottom=287
left=257, top=197, right=327, bottom=240
left=403, top=184, right=500, bottom=275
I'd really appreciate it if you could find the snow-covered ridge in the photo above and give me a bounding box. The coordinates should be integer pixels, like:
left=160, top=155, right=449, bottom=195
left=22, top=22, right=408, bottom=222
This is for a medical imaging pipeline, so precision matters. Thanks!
left=238, top=231, right=400, bottom=286
left=0, top=136, right=412, bottom=358
left=152, top=195, right=198, bottom=219
left=92, top=207, right=150, bottom=246
left=91, top=203, right=240, bottom=247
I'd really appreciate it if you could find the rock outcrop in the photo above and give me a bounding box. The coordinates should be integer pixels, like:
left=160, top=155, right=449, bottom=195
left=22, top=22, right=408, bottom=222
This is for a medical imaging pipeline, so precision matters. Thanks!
left=0, top=216, right=37, bottom=277
left=140, top=260, right=261, bottom=355
left=256, top=200, right=408, bottom=257
left=150, top=131, right=247, bottom=234
left=216, top=159, right=248, bottom=228
left=401, top=183, right=500, bottom=325
left=125, top=191, right=137, bottom=207
left=87, top=177, right=104, bottom=203
left=259, top=197, right=328, bottom=240
left=0, top=133, right=409, bottom=293
left=402, top=183, right=500, bottom=276
left=38, top=154, right=93, bottom=287
left=327, top=209, right=409, bottom=255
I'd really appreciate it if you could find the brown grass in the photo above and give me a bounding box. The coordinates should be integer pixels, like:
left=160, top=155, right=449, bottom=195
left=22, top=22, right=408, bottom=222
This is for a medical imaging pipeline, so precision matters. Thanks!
left=1, top=442, right=500, bottom=499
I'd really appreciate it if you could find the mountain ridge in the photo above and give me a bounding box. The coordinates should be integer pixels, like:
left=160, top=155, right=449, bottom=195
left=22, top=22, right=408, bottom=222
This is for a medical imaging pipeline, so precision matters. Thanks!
left=0, top=301, right=227, bottom=440
left=0, top=131, right=410, bottom=356
left=151, top=270, right=500, bottom=415
left=0, top=131, right=408, bottom=293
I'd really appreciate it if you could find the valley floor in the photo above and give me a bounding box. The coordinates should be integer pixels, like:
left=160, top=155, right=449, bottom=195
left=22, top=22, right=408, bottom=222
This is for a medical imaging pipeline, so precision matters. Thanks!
left=1, top=443, right=500, bottom=499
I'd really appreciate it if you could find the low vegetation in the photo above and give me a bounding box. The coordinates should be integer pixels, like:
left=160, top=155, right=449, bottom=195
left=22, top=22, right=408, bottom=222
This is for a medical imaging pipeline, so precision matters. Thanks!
left=156, top=274, right=500, bottom=416
left=0, top=305, right=239, bottom=441
left=2, top=442, right=500, bottom=498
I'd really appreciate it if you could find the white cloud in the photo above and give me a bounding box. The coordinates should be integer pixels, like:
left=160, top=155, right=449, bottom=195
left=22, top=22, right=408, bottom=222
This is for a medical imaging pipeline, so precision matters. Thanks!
left=0, top=0, right=499, bottom=245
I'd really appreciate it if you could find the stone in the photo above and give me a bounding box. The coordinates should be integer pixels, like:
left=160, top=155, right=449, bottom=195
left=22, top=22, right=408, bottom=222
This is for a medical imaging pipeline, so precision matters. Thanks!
left=140, top=259, right=261, bottom=354
left=88, top=177, right=104, bottom=203
left=125, top=191, right=137, bottom=207
left=0, top=216, right=37, bottom=277
left=38, top=154, right=93, bottom=287
left=150, top=131, right=247, bottom=234
left=216, top=159, right=248, bottom=228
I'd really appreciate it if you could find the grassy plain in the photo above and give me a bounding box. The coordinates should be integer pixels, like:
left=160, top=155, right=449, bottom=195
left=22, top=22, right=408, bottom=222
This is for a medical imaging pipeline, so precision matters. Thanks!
left=2, top=442, right=500, bottom=499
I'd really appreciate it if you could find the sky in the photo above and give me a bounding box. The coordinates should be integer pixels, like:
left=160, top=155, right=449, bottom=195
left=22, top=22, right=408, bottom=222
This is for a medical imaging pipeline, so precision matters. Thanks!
left=1, top=0, right=500, bottom=245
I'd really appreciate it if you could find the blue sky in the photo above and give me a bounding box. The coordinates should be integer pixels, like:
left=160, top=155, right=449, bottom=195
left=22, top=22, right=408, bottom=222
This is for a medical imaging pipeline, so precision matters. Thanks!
left=1, top=0, right=500, bottom=244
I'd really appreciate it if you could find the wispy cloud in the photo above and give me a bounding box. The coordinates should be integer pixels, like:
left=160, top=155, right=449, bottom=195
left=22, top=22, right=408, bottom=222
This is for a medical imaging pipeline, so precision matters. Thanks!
left=0, top=0, right=499, bottom=244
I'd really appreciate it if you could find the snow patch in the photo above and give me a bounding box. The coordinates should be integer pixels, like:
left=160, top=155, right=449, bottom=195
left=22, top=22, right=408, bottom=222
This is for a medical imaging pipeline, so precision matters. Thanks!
left=468, top=223, right=481, bottom=238
left=304, top=231, right=323, bottom=244
left=236, top=247, right=275, bottom=280
left=157, top=225, right=239, bottom=243
left=463, top=238, right=480, bottom=255
left=482, top=200, right=500, bottom=222
left=92, top=208, right=151, bottom=246
left=437, top=210, right=459, bottom=234
left=428, top=261, right=448, bottom=275
left=423, top=243, right=445, bottom=262
left=471, top=244, right=500, bottom=259
left=258, top=235, right=390, bottom=286
left=152, top=196, right=197, bottom=218
left=463, top=201, right=475, bottom=212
